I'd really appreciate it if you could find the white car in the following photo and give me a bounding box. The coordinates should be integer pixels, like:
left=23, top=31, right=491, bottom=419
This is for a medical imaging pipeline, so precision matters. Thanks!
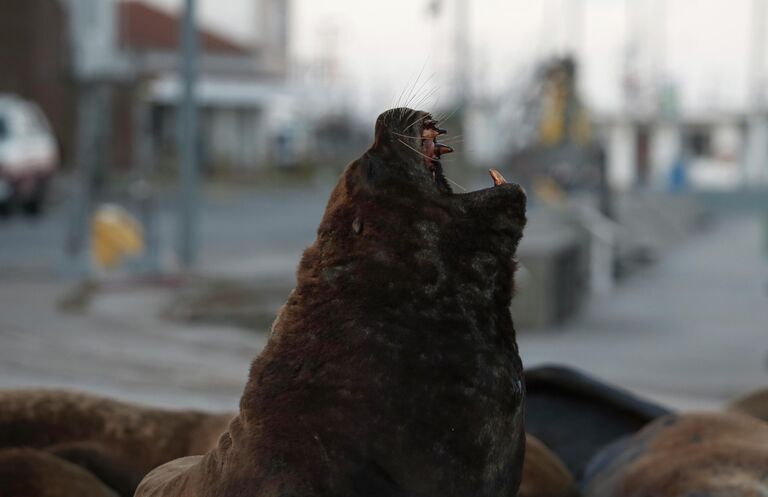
left=0, top=95, right=59, bottom=216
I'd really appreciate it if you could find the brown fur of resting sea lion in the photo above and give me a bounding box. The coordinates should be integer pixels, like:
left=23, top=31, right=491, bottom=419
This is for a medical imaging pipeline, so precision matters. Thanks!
left=582, top=412, right=768, bottom=497
left=0, top=389, right=233, bottom=496
left=519, top=435, right=578, bottom=497
left=136, top=107, right=528, bottom=497
left=0, top=448, right=118, bottom=497
left=727, top=388, right=768, bottom=422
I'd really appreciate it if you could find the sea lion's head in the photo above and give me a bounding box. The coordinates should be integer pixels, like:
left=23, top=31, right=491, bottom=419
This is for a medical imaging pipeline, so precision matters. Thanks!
left=364, top=108, right=526, bottom=233
left=298, top=106, right=527, bottom=335
left=318, top=107, right=526, bottom=265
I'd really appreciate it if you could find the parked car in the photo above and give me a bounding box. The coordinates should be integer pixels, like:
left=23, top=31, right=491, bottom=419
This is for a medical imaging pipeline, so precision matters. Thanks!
left=0, top=95, right=59, bottom=216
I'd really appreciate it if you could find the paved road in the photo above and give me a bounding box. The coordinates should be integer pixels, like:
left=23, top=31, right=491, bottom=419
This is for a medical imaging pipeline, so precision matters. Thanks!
left=0, top=182, right=330, bottom=278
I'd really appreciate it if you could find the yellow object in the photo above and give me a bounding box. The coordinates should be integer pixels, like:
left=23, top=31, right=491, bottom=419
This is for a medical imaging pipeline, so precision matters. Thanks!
left=90, top=204, right=144, bottom=269
left=538, top=83, right=566, bottom=146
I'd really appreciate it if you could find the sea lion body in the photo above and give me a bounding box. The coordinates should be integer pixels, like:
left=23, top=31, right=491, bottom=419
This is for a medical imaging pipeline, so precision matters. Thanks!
left=137, top=108, right=528, bottom=497
left=0, top=448, right=119, bottom=497
left=519, top=435, right=578, bottom=497
left=583, top=412, right=768, bottom=497
left=0, top=389, right=232, bottom=496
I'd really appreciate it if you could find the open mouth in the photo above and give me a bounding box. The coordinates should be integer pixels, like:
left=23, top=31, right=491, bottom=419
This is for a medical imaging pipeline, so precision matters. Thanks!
left=419, top=118, right=508, bottom=193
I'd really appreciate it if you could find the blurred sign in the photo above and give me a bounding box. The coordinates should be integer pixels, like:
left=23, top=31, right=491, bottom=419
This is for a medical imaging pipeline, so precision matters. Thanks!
left=69, top=0, right=126, bottom=80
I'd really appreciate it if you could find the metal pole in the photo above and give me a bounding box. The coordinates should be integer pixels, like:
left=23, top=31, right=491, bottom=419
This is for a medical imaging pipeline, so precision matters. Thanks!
left=134, top=83, right=160, bottom=273
left=177, top=0, right=200, bottom=269
left=66, top=83, right=100, bottom=277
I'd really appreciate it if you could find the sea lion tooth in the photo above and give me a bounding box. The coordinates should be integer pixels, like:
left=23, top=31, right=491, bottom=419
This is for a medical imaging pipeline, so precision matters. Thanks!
left=352, top=217, right=363, bottom=234
left=489, top=169, right=507, bottom=186
left=435, top=143, right=453, bottom=156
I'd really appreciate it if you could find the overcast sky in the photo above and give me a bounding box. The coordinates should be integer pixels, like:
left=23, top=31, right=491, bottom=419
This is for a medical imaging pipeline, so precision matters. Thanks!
left=142, top=0, right=759, bottom=116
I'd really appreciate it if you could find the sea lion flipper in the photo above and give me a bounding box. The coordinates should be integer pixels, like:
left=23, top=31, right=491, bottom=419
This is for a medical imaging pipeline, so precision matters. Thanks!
left=134, top=456, right=204, bottom=497
left=47, top=442, right=142, bottom=497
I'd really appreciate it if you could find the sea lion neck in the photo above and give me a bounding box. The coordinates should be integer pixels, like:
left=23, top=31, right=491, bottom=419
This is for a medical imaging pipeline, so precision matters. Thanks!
left=294, top=164, right=522, bottom=328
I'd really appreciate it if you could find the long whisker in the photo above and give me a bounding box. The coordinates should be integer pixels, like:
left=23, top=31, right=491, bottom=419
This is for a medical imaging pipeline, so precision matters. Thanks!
left=397, top=139, right=435, bottom=162
left=402, top=60, right=429, bottom=110
left=391, top=131, right=421, bottom=140
left=407, top=73, right=436, bottom=109
left=444, top=175, right=467, bottom=192
left=402, top=113, right=428, bottom=133
left=435, top=105, right=460, bottom=123
left=412, top=86, right=439, bottom=110
left=395, top=68, right=417, bottom=109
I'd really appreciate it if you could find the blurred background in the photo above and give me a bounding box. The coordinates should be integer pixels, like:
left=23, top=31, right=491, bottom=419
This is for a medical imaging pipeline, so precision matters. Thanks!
left=0, top=0, right=767, bottom=412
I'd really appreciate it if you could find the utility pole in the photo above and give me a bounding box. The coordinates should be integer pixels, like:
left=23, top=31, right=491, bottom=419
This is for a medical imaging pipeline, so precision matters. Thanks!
left=65, top=0, right=119, bottom=278
left=177, top=0, right=200, bottom=269
left=67, top=83, right=107, bottom=277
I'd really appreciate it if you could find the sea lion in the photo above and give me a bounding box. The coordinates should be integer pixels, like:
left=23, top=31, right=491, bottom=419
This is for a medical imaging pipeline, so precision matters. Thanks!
left=519, top=435, right=578, bottom=497
left=582, top=411, right=768, bottom=497
left=0, top=448, right=118, bottom=497
left=524, top=365, right=670, bottom=480
left=136, top=107, right=528, bottom=497
left=727, top=387, right=768, bottom=422
left=0, top=389, right=233, bottom=496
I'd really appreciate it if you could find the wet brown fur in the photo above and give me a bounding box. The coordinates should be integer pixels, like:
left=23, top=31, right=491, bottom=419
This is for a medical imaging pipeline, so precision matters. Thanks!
left=0, top=389, right=232, bottom=496
left=583, top=412, right=768, bottom=497
left=136, top=107, right=528, bottom=497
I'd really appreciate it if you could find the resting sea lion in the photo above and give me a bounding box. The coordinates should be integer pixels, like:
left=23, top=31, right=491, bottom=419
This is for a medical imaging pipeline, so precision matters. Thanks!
left=0, top=448, right=118, bottom=497
left=519, top=435, right=578, bottom=497
left=727, top=387, right=768, bottom=422
left=0, top=389, right=233, bottom=496
left=524, top=365, right=671, bottom=480
left=582, top=411, right=768, bottom=497
left=136, top=107, right=528, bottom=497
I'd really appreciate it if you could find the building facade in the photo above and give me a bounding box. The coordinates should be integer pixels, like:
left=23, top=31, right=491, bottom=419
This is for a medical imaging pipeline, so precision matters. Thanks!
left=0, top=0, right=305, bottom=172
